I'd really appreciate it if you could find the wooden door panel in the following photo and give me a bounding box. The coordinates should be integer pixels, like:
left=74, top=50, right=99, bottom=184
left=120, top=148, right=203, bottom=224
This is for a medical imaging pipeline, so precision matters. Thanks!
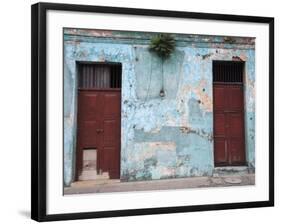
left=213, top=84, right=245, bottom=166
left=109, top=149, right=120, bottom=179
left=82, top=121, right=98, bottom=147
left=79, top=93, right=99, bottom=120
left=76, top=92, right=100, bottom=178
left=228, top=139, right=245, bottom=164
left=214, top=113, right=226, bottom=136
left=228, top=113, right=244, bottom=138
left=100, top=147, right=111, bottom=172
left=103, top=120, right=117, bottom=146
left=226, top=86, right=243, bottom=110
left=100, top=147, right=117, bottom=173
left=99, top=91, right=121, bottom=179
left=76, top=90, right=121, bottom=180
left=214, top=86, right=225, bottom=110
left=214, top=139, right=227, bottom=164
left=103, top=94, right=120, bottom=115
left=78, top=92, right=100, bottom=148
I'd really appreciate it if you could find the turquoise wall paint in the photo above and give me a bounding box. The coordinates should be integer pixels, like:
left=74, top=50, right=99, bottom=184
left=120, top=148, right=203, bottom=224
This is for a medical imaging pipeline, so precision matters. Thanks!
left=63, top=29, right=255, bottom=186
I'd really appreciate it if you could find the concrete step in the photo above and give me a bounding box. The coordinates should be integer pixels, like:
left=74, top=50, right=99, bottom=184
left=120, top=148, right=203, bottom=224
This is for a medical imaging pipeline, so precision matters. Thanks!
left=213, top=166, right=251, bottom=176
left=78, top=170, right=110, bottom=181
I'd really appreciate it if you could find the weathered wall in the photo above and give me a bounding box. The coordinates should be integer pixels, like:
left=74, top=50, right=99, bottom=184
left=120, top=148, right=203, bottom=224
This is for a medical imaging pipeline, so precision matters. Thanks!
left=63, top=28, right=255, bottom=186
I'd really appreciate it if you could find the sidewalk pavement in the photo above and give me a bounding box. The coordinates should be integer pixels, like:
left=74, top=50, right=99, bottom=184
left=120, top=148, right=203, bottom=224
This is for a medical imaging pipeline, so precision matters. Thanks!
left=64, top=173, right=255, bottom=195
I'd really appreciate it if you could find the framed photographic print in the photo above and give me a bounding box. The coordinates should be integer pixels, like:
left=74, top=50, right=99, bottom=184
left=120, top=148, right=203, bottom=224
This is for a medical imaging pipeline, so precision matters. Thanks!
left=31, top=2, right=274, bottom=222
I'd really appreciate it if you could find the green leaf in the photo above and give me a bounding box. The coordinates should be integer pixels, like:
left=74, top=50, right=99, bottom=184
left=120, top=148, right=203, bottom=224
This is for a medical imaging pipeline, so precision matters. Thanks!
left=149, top=34, right=175, bottom=58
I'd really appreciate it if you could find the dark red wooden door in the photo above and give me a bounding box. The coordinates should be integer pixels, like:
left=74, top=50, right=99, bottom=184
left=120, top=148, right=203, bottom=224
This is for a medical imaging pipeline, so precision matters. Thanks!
left=213, top=84, right=246, bottom=166
left=76, top=89, right=121, bottom=179
left=98, top=91, right=121, bottom=179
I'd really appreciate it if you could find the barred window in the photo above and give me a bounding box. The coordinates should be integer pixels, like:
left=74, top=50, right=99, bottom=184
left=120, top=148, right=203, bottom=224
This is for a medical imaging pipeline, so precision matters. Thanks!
left=78, top=63, right=122, bottom=88
left=213, top=61, right=244, bottom=83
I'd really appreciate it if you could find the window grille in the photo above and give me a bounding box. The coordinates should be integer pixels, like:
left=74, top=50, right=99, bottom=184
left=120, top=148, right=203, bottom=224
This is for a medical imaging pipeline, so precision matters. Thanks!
left=213, top=61, right=244, bottom=83
left=78, top=63, right=122, bottom=88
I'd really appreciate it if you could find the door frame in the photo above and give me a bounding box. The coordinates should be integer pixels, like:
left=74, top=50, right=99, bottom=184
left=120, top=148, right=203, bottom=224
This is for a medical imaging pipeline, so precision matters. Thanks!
left=74, top=61, right=122, bottom=181
left=212, top=61, right=247, bottom=167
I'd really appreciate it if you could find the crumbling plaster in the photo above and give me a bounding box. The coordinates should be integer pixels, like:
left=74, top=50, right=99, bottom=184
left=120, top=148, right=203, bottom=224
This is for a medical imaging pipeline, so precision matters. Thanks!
left=63, top=29, right=255, bottom=186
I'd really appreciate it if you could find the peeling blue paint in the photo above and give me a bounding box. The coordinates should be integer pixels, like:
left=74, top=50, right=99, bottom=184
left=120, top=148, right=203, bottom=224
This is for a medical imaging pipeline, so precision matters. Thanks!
left=63, top=29, right=255, bottom=186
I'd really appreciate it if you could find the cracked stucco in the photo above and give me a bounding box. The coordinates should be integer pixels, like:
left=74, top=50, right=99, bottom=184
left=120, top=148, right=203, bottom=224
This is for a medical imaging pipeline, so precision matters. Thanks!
left=63, top=28, right=255, bottom=186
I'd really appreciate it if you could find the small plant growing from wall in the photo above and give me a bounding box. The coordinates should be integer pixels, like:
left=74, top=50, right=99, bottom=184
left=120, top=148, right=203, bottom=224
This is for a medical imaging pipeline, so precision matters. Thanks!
left=149, top=34, right=175, bottom=97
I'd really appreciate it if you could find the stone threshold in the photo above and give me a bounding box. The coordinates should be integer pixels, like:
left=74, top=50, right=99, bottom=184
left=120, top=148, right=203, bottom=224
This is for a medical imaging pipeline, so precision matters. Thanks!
left=213, top=166, right=254, bottom=177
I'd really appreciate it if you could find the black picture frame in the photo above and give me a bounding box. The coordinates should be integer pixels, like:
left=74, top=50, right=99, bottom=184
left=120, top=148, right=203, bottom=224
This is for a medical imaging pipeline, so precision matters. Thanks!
left=31, top=2, right=274, bottom=222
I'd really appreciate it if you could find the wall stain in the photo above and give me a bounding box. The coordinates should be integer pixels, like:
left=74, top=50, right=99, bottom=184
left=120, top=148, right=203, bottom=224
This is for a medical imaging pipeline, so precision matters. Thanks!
left=63, top=29, right=255, bottom=185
